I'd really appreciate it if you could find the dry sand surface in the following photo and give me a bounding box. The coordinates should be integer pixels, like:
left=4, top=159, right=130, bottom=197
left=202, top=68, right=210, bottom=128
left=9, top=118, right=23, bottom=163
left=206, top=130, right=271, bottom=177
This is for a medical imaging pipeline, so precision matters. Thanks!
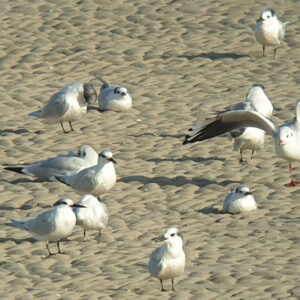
left=0, top=0, right=299, bottom=299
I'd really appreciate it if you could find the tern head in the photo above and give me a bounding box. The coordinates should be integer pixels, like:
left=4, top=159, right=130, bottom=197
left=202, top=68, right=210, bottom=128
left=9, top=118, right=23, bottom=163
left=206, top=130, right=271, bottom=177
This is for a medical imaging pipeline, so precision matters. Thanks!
left=258, top=9, right=276, bottom=22
left=279, top=126, right=294, bottom=146
left=235, top=186, right=252, bottom=196
left=114, top=86, right=128, bottom=97
left=99, top=150, right=117, bottom=164
left=152, top=228, right=183, bottom=245
left=246, top=84, right=265, bottom=99
left=83, top=83, right=97, bottom=104
left=77, top=144, right=97, bottom=159
left=251, top=84, right=265, bottom=90
left=53, top=197, right=86, bottom=208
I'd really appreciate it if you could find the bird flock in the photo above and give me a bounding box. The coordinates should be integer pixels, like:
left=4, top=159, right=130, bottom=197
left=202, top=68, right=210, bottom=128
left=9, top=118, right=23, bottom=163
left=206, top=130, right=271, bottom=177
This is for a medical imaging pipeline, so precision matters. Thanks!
left=5, top=8, right=293, bottom=292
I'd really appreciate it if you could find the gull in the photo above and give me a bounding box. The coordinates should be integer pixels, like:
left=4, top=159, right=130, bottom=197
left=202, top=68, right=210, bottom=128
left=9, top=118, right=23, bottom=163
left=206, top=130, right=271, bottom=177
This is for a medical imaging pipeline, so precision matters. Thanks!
left=183, top=101, right=300, bottom=186
left=74, top=194, right=108, bottom=242
left=4, top=144, right=98, bottom=181
left=255, top=9, right=288, bottom=58
left=10, top=198, right=85, bottom=256
left=56, top=150, right=117, bottom=197
left=149, top=227, right=185, bottom=291
left=223, top=186, right=257, bottom=214
left=94, top=75, right=132, bottom=111
left=30, top=82, right=97, bottom=133
left=228, top=84, right=273, bottom=162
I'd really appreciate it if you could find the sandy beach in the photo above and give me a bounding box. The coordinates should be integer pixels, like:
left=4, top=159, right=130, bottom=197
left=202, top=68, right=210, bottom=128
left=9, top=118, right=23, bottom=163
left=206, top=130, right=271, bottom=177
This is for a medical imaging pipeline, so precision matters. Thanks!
left=0, top=0, right=300, bottom=298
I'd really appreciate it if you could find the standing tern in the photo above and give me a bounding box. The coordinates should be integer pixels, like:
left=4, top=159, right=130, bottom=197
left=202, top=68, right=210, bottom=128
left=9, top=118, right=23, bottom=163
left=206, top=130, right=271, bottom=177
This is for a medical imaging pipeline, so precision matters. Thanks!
left=255, top=9, right=288, bottom=58
left=10, top=198, right=85, bottom=256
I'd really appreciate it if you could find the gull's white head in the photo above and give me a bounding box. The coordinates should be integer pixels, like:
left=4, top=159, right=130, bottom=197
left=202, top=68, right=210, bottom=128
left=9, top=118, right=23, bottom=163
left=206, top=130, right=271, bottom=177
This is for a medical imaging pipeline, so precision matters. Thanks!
left=114, top=86, right=129, bottom=97
left=279, top=126, right=294, bottom=146
left=235, top=186, right=252, bottom=196
left=99, top=150, right=117, bottom=164
left=152, top=227, right=183, bottom=246
left=258, top=9, right=276, bottom=22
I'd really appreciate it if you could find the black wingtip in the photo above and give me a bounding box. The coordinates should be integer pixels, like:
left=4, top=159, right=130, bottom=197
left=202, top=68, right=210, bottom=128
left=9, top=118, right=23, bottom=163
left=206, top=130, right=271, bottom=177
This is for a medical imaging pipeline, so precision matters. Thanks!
left=4, top=166, right=24, bottom=174
left=54, top=176, right=67, bottom=185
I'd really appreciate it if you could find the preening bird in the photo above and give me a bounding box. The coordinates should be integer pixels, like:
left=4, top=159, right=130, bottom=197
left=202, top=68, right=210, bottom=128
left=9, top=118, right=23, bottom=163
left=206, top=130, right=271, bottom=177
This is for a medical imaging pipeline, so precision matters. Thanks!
left=30, top=82, right=97, bottom=133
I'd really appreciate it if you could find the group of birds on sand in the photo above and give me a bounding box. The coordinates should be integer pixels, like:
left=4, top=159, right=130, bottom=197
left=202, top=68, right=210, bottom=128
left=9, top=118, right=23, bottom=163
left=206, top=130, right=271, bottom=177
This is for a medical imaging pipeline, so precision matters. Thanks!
left=5, top=8, right=292, bottom=291
left=30, top=75, right=132, bottom=133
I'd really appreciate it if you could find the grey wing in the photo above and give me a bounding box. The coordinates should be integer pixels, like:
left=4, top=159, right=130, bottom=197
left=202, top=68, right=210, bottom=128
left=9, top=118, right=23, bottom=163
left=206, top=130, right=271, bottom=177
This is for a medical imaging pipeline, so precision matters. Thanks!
left=24, top=156, right=84, bottom=180
left=183, top=110, right=277, bottom=144
left=70, top=168, right=97, bottom=191
left=28, top=211, right=55, bottom=237
left=149, top=247, right=163, bottom=277
left=278, top=21, right=287, bottom=42
left=43, top=92, right=70, bottom=118
left=231, top=101, right=250, bottom=111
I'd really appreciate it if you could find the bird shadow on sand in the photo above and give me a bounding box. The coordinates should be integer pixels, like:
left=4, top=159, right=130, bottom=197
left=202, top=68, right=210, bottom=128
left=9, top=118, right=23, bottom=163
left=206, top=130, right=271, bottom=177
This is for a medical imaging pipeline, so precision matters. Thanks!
left=196, top=207, right=224, bottom=215
left=0, top=128, right=31, bottom=136
left=0, top=178, right=39, bottom=184
left=147, top=156, right=225, bottom=164
left=0, top=236, right=37, bottom=244
left=178, top=52, right=249, bottom=60
left=120, top=175, right=235, bottom=188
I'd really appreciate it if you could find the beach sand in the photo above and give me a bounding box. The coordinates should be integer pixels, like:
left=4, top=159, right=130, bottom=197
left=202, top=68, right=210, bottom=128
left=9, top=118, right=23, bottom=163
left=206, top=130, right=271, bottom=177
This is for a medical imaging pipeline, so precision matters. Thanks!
left=0, top=0, right=300, bottom=298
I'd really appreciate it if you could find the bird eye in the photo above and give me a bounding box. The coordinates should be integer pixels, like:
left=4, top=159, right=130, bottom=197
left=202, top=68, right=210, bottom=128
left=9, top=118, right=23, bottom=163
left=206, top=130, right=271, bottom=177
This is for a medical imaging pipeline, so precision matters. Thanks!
left=171, top=233, right=175, bottom=237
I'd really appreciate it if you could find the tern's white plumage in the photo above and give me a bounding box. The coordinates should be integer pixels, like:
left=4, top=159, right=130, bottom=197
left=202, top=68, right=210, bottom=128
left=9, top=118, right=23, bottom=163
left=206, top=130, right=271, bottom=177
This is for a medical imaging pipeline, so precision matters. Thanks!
left=229, top=85, right=273, bottom=162
left=56, top=150, right=117, bottom=197
left=254, top=9, right=288, bottom=58
left=30, top=82, right=97, bottom=133
left=95, top=75, right=132, bottom=111
left=183, top=101, right=300, bottom=186
left=74, top=194, right=108, bottom=242
left=5, top=144, right=98, bottom=181
left=149, top=227, right=185, bottom=291
left=11, top=198, right=84, bottom=256
left=223, top=186, right=257, bottom=214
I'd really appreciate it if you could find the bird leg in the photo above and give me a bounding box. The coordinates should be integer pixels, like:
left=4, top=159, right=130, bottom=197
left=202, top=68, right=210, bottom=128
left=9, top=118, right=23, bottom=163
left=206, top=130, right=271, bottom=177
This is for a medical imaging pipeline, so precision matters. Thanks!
left=46, top=241, right=53, bottom=256
left=171, top=278, right=175, bottom=291
left=160, top=279, right=166, bottom=291
left=239, top=149, right=246, bottom=163
left=263, top=46, right=265, bottom=57
left=60, top=122, right=67, bottom=133
left=250, top=150, right=255, bottom=160
left=83, top=229, right=87, bottom=242
left=287, top=163, right=300, bottom=186
left=98, top=230, right=102, bottom=243
left=57, top=241, right=62, bottom=254
left=273, top=48, right=277, bottom=59
left=69, top=121, right=74, bottom=131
